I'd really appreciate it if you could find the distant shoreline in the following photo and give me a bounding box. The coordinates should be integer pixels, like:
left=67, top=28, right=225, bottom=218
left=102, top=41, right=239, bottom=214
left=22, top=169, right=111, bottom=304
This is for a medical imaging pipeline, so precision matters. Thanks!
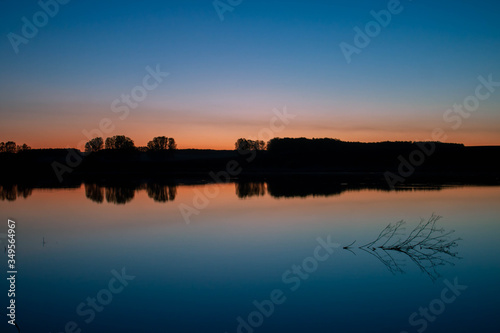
left=1, top=140, right=499, bottom=186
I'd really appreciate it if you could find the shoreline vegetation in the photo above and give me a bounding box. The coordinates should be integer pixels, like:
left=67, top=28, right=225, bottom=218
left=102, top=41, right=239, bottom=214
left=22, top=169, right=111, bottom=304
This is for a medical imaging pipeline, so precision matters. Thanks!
left=0, top=137, right=499, bottom=186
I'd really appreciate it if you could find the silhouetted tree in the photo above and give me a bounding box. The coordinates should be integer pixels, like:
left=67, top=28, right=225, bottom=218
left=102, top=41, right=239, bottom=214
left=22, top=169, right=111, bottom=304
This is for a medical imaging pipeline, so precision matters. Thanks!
left=105, top=137, right=115, bottom=149
left=147, top=136, right=169, bottom=150
left=147, top=136, right=177, bottom=151
left=235, top=138, right=250, bottom=150
left=254, top=140, right=265, bottom=150
left=168, top=138, right=177, bottom=150
left=85, top=137, right=103, bottom=153
left=105, top=135, right=135, bottom=150
left=5, top=141, right=17, bottom=153
left=235, top=138, right=265, bottom=150
left=1, top=142, right=31, bottom=153
left=17, top=143, right=31, bottom=152
left=266, top=138, right=279, bottom=151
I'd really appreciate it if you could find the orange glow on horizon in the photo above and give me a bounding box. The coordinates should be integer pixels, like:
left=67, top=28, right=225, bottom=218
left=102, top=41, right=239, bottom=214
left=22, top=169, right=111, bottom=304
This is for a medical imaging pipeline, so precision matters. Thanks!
left=14, top=131, right=500, bottom=150
left=2, top=111, right=500, bottom=150
left=2, top=101, right=499, bottom=149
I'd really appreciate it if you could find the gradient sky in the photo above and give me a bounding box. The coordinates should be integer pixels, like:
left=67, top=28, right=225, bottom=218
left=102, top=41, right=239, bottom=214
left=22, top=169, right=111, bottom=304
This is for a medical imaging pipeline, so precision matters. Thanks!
left=1, top=0, right=499, bottom=149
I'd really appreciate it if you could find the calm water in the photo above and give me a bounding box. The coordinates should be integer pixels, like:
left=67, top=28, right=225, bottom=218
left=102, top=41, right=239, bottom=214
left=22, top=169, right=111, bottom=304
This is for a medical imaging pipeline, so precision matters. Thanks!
left=1, top=182, right=499, bottom=333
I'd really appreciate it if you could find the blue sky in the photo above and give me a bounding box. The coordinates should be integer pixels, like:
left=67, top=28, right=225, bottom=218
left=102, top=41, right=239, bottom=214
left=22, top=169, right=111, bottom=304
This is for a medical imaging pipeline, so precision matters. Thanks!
left=1, top=0, right=499, bottom=148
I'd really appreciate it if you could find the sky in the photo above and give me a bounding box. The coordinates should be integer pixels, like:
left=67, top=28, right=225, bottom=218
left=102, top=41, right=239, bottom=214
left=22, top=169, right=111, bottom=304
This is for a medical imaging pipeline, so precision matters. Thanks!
left=0, top=0, right=499, bottom=149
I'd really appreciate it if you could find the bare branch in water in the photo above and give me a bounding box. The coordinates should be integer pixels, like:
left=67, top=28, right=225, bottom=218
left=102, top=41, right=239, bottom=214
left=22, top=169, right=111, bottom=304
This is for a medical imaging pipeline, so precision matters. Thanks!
left=343, top=240, right=356, bottom=249
left=346, top=214, right=461, bottom=281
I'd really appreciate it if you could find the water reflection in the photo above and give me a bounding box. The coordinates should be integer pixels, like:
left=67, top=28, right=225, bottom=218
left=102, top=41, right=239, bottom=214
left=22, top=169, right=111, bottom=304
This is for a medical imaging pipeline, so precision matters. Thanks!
left=104, top=185, right=136, bottom=204
left=1, top=182, right=498, bottom=333
left=235, top=181, right=266, bottom=198
left=0, top=179, right=458, bottom=204
left=85, top=183, right=178, bottom=204
left=2, top=182, right=179, bottom=204
left=146, top=183, right=177, bottom=202
left=344, top=215, right=461, bottom=281
left=238, top=179, right=446, bottom=199
left=0, top=184, right=33, bottom=201
left=84, top=183, right=104, bottom=203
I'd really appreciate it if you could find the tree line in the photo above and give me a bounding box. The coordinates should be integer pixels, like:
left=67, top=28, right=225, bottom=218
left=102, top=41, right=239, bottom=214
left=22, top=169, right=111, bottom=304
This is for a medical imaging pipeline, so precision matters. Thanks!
left=0, top=141, right=31, bottom=153
left=234, top=137, right=342, bottom=151
left=234, top=137, right=343, bottom=151
left=84, top=135, right=177, bottom=152
left=2, top=137, right=266, bottom=152
left=2, top=137, right=463, bottom=153
left=87, top=136, right=282, bottom=152
left=234, top=138, right=266, bottom=150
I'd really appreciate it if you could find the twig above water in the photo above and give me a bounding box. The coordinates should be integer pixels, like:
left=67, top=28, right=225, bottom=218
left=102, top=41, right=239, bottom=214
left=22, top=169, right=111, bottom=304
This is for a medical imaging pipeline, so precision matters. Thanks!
left=346, top=215, right=461, bottom=281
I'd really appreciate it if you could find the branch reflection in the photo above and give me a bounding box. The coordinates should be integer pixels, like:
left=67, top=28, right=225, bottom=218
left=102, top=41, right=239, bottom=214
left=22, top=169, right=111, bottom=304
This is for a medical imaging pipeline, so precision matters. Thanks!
left=344, top=215, right=461, bottom=281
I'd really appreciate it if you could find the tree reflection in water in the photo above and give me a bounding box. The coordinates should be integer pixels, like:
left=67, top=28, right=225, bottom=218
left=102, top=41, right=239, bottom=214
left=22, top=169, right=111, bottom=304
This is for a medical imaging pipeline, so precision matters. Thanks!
left=104, top=186, right=136, bottom=204
left=235, top=182, right=266, bottom=198
left=146, top=183, right=177, bottom=202
left=84, top=183, right=177, bottom=204
left=0, top=184, right=33, bottom=201
left=85, top=183, right=104, bottom=203
left=3, top=178, right=452, bottom=204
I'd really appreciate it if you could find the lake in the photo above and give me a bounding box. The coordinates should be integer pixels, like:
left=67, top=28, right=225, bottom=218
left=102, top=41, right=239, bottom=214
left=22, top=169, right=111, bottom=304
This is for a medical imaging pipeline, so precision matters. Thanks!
left=1, top=182, right=499, bottom=333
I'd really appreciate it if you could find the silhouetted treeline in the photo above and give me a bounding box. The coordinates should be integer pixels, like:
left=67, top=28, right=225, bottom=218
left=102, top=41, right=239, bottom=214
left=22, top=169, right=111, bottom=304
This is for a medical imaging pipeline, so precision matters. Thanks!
left=235, top=138, right=265, bottom=150
left=83, top=135, right=177, bottom=152
left=266, top=137, right=344, bottom=152
left=1, top=138, right=499, bottom=184
left=0, top=141, right=31, bottom=153
left=265, top=138, right=465, bottom=170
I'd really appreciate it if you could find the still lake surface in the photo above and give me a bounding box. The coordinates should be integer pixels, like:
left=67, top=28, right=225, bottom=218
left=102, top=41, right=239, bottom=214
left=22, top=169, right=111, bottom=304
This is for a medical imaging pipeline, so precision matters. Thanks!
left=1, top=182, right=499, bottom=332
